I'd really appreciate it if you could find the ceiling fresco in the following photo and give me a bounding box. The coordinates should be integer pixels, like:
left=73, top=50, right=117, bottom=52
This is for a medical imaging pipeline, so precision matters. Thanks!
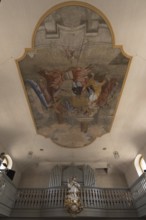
left=17, top=2, right=131, bottom=148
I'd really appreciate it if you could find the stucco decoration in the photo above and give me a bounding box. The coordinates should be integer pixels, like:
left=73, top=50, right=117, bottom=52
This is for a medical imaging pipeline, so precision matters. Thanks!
left=17, top=2, right=131, bottom=148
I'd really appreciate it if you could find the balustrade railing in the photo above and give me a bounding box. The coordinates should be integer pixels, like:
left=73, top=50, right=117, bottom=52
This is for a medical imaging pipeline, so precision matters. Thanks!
left=14, top=187, right=134, bottom=210
left=131, top=172, right=146, bottom=201
left=14, top=187, right=67, bottom=209
left=81, top=188, right=134, bottom=209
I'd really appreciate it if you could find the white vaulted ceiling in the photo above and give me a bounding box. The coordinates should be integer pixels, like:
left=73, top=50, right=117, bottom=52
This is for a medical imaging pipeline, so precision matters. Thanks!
left=0, top=0, right=146, bottom=184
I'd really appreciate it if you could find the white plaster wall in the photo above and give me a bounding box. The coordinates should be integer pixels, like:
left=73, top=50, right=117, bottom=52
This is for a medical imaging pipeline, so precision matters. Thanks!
left=124, top=163, right=138, bottom=187
left=19, top=171, right=50, bottom=188
left=141, top=146, right=146, bottom=162
left=95, top=170, right=128, bottom=188
left=11, top=162, right=22, bottom=187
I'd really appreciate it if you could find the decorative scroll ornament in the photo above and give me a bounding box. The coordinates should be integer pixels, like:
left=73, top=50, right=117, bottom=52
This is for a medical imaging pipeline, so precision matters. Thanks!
left=64, top=177, right=83, bottom=215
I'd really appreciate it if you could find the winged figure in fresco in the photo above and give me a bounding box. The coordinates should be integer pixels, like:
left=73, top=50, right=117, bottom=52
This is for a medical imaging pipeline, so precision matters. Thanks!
left=25, top=64, right=117, bottom=134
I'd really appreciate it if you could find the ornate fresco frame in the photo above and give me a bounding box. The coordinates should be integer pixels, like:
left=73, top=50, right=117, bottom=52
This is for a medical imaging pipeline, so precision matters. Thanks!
left=16, top=1, right=132, bottom=148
